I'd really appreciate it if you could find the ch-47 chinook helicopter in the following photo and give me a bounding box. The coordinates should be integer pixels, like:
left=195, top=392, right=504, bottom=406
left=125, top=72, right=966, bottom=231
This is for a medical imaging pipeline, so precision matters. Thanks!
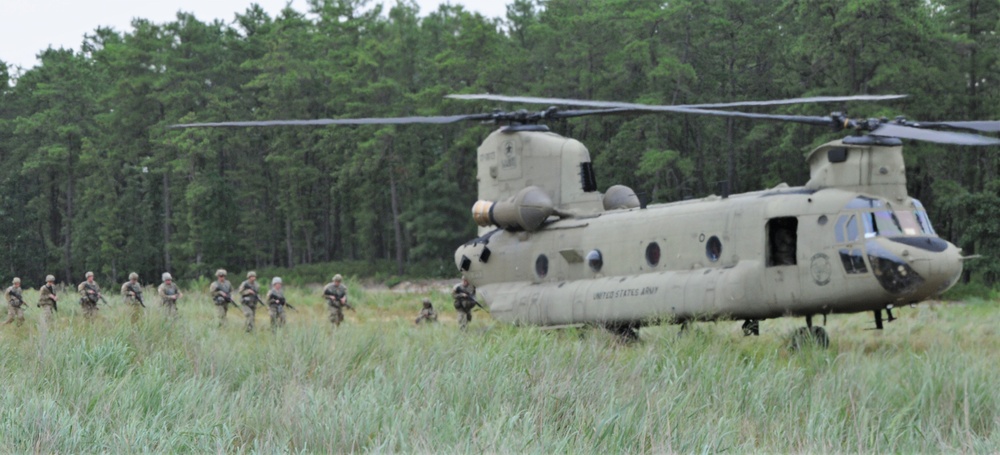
left=173, top=93, right=1000, bottom=344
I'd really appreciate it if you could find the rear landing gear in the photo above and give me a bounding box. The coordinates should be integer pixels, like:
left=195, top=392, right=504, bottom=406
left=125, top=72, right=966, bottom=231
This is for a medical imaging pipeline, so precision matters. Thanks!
left=604, top=323, right=639, bottom=343
left=790, top=315, right=829, bottom=349
left=741, top=319, right=760, bottom=336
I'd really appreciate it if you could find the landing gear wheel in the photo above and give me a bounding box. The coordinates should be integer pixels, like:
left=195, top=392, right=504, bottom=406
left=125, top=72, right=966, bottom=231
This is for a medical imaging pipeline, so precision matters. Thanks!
left=790, top=326, right=830, bottom=350
left=605, top=323, right=640, bottom=343
left=741, top=319, right=760, bottom=336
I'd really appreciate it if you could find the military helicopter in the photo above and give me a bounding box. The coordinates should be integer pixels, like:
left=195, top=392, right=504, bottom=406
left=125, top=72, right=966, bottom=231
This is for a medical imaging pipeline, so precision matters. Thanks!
left=174, top=94, right=1000, bottom=344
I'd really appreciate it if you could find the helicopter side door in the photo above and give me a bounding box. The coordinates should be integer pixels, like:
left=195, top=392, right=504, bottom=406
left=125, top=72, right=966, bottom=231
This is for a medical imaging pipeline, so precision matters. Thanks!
left=763, top=216, right=801, bottom=309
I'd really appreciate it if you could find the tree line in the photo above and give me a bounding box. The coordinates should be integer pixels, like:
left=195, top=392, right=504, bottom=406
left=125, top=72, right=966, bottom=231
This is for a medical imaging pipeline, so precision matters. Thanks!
left=0, top=0, right=997, bottom=287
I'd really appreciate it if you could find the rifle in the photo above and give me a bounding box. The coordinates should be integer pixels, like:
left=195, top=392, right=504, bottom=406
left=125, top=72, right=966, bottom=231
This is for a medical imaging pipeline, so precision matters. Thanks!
left=10, top=292, right=27, bottom=310
left=266, top=294, right=296, bottom=311
left=468, top=295, right=487, bottom=312
left=128, top=283, right=146, bottom=308
left=83, top=283, right=109, bottom=305
left=456, top=291, right=487, bottom=312
left=325, top=294, right=354, bottom=312
left=46, top=284, right=58, bottom=312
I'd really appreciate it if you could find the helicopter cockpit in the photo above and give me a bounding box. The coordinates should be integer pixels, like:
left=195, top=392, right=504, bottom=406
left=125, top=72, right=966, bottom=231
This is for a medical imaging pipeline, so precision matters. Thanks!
left=832, top=196, right=958, bottom=297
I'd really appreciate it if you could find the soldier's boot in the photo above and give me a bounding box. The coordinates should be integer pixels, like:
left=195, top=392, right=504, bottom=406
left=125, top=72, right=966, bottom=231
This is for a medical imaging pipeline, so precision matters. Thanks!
left=458, top=311, right=470, bottom=330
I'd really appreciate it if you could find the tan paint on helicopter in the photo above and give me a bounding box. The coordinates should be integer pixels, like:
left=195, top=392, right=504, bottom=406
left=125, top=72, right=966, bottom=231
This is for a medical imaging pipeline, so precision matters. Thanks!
left=477, top=129, right=603, bottom=232
left=457, top=129, right=963, bottom=329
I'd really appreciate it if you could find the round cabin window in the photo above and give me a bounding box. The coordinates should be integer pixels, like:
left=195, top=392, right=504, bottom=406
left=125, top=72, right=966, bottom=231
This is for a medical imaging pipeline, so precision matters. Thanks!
left=535, top=254, right=549, bottom=278
left=586, top=250, right=603, bottom=272
left=645, top=242, right=661, bottom=267
left=706, top=236, right=722, bottom=262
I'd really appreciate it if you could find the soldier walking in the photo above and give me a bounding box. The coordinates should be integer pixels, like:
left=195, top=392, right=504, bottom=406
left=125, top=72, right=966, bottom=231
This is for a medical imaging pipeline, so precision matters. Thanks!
left=120, top=272, right=145, bottom=323
left=157, top=273, right=183, bottom=318
left=266, top=277, right=287, bottom=332
left=37, top=275, right=59, bottom=323
left=452, top=275, right=477, bottom=330
left=3, top=278, right=27, bottom=327
left=415, top=298, right=438, bottom=325
left=78, top=271, right=103, bottom=320
left=322, top=274, right=350, bottom=327
left=237, top=271, right=261, bottom=332
left=209, top=269, right=234, bottom=326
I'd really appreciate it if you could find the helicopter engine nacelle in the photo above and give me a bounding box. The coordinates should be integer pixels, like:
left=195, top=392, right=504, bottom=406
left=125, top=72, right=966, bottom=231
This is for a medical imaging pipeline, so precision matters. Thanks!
left=472, top=186, right=554, bottom=232
left=602, top=184, right=641, bottom=211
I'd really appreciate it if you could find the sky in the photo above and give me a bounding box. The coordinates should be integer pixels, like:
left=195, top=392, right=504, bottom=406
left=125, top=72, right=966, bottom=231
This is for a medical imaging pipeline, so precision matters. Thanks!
left=0, top=0, right=508, bottom=71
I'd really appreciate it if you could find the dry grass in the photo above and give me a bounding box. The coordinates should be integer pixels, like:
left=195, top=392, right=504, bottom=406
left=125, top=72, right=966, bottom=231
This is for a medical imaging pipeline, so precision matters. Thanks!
left=0, top=286, right=997, bottom=452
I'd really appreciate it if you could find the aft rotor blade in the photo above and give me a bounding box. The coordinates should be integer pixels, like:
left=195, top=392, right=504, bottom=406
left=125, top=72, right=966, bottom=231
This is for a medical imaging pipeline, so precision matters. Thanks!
left=913, top=120, right=1000, bottom=133
left=446, top=93, right=908, bottom=110
left=871, top=123, right=1000, bottom=146
left=171, top=114, right=495, bottom=129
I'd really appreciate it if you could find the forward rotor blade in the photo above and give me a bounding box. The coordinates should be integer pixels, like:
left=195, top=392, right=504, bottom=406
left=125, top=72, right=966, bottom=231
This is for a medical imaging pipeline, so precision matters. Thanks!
left=171, top=114, right=495, bottom=129
left=913, top=120, right=1000, bottom=133
left=446, top=93, right=908, bottom=110
left=871, top=123, right=1000, bottom=146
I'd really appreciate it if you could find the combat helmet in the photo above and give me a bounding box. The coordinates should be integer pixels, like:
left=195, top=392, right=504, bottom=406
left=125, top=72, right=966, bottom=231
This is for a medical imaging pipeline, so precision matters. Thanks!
left=162, top=272, right=172, bottom=281
left=271, top=277, right=282, bottom=285
left=422, top=298, right=432, bottom=308
left=12, top=277, right=20, bottom=285
left=85, top=271, right=94, bottom=279
left=128, top=272, right=139, bottom=280
left=45, top=275, right=56, bottom=282
left=333, top=274, right=343, bottom=282
left=216, top=269, right=227, bottom=277
left=247, top=271, right=257, bottom=279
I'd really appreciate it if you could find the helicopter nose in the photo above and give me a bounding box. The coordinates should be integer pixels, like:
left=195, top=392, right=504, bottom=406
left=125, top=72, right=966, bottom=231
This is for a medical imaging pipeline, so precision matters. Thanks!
left=905, top=242, right=963, bottom=296
left=868, top=237, right=963, bottom=299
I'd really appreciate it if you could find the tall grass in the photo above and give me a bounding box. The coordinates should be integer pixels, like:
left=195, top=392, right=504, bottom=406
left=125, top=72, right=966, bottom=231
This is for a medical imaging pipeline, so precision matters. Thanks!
left=0, top=287, right=998, bottom=452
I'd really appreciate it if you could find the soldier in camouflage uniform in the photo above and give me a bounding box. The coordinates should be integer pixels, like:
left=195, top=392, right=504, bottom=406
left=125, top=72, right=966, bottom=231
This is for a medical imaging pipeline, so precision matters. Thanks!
left=209, top=269, right=235, bottom=326
left=265, top=277, right=287, bottom=332
left=3, top=277, right=27, bottom=327
left=415, top=298, right=438, bottom=325
left=322, top=274, right=349, bottom=327
left=452, top=275, right=477, bottom=330
left=120, top=272, right=144, bottom=323
left=37, top=275, right=59, bottom=323
left=77, top=271, right=103, bottom=320
left=237, top=271, right=261, bottom=332
left=157, top=272, right=183, bottom=318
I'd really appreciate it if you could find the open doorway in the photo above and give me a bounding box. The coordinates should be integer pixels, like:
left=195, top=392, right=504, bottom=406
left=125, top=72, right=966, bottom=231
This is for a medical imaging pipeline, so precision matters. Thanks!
left=767, top=217, right=798, bottom=266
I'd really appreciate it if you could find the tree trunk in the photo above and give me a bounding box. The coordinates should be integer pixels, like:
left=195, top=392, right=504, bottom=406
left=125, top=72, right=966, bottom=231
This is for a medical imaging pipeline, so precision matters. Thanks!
left=63, top=170, right=74, bottom=283
left=285, top=218, right=294, bottom=268
left=162, top=172, right=172, bottom=271
left=389, top=164, right=405, bottom=275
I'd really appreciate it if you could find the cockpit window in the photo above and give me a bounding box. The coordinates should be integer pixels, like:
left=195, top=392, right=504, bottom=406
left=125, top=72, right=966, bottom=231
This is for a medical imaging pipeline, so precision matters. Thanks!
left=870, top=211, right=903, bottom=237
left=913, top=199, right=936, bottom=235
left=839, top=197, right=935, bottom=240
left=894, top=211, right=922, bottom=236
left=846, top=215, right=859, bottom=241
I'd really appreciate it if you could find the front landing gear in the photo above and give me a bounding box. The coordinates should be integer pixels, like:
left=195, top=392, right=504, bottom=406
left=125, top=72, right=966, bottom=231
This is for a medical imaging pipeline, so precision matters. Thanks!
left=742, top=319, right=760, bottom=336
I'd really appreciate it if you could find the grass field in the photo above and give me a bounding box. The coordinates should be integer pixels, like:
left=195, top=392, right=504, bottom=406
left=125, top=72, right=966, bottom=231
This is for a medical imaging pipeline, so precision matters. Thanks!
left=1, top=284, right=998, bottom=453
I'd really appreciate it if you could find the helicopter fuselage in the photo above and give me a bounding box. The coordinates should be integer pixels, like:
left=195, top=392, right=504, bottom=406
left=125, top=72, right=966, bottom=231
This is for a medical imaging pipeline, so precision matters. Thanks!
left=456, top=170, right=963, bottom=328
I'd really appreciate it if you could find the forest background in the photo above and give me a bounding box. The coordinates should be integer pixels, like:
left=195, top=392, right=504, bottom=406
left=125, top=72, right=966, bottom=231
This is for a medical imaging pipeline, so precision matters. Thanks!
left=0, top=0, right=997, bottom=289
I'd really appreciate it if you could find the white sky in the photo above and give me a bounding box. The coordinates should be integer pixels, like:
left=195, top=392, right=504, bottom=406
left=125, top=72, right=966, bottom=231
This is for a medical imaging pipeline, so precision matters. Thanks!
left=0, top=0, right=509, bottom=71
